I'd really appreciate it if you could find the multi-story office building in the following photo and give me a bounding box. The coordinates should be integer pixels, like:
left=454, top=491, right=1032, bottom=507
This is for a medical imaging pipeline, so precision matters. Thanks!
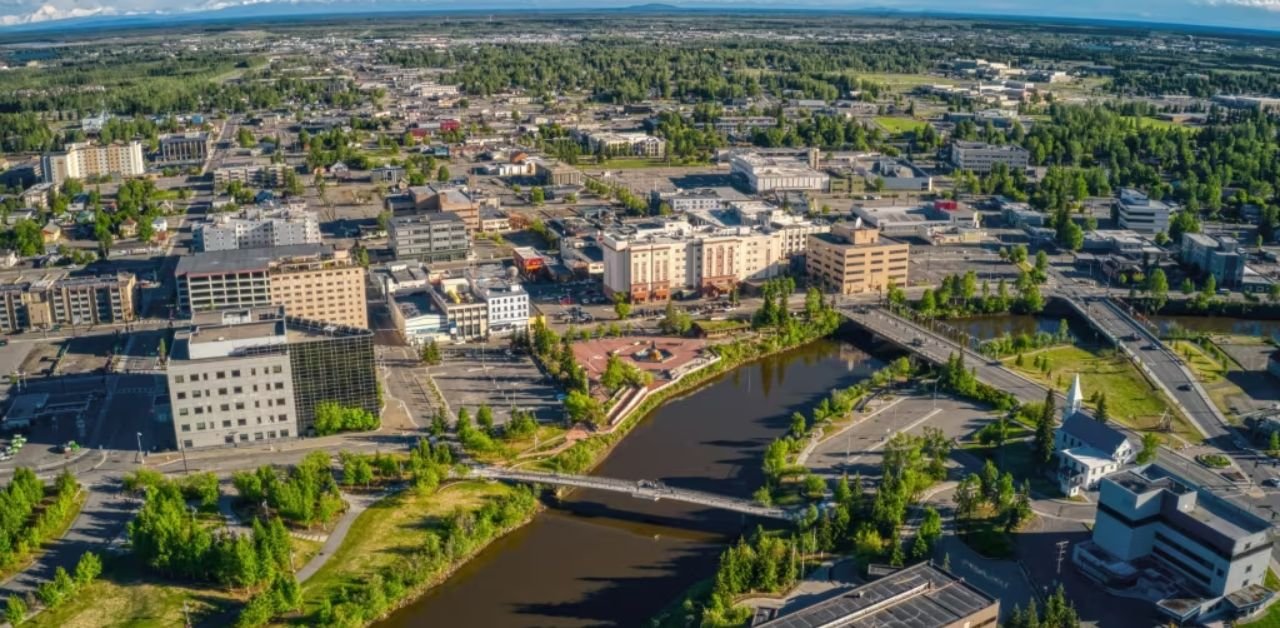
left=166, top=307, right=378, bottom=448
left=41, top=141, right=146, bottom=185
left=389, top=211, right=471, bottom=262
left=806, top=222, right=910, bottom=296
left=949, top=140, right=1031, bottom=173
left=407, top=185, right=481, bottom=232
left=1115, top=188, right=1173, bottom=235
left=175, top=244, right=367, bottom=328
left=1074, top=463, right=1275, bottom=623
left=602, top=217, right=823, bottom=302
left=194, top=207, right=321, bottom=252
left=470, top=268, right=530, bottom=336
left=729, top=151, right=829, bottom=193
left=0, top=270, right=136, bottom=333
left=1182, top=233, right=1246, bottom=288
left=649, top=187, right=748, bottom=214
left=533, top=159, right=583, bottom=187
left=429, top=277, right=489, bottom=340
left=214, top=162, right=289, bottom=189
left=711, top=117, right=779, bottom=137
left=158, top=132, right=213, bottom=166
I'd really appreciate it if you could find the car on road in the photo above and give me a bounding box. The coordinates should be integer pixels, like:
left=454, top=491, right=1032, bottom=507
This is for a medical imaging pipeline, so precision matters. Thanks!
left=1263, top=477, right=1280, bottom=488
left=1177, top=383, right=1192, bottom=391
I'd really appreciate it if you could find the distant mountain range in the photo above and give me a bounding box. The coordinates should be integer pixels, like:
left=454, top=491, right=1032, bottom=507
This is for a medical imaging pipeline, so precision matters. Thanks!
left=1, top=2, right=1279, bottom=37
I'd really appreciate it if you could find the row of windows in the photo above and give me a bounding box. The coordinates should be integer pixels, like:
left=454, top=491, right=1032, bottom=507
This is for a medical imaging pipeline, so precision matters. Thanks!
left=180, top=414, right=291, bottom=431
left=174, top=366, right=283, bottom=384
left=175, top=381, right=286, bottom=400
left=178, top=397, right=290, bottom=416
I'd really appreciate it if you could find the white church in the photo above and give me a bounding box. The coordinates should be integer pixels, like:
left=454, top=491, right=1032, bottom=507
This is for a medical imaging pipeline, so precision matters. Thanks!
left=1054, top=375, right=1137, bottom=497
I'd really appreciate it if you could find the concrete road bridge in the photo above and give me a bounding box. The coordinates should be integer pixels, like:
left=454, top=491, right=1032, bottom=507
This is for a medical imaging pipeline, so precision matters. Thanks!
left=468, top=466, right=798, bottom=521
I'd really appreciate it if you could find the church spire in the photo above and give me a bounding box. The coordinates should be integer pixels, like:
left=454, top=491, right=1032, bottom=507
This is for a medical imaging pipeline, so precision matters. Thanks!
left=1066, top=374, right=1084, bottom=417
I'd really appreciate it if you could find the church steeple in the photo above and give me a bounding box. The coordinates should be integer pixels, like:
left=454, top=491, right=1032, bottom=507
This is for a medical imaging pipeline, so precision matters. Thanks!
left=1066, top=374, right=1084, bottom=417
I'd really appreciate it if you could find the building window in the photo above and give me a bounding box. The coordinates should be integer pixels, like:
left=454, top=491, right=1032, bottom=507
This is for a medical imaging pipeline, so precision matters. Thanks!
left=181, top=423, right=191, bottom=432
left=176, top=392, right=187, bottom=400
left=238, top=418, right=247, bottom=426
left=175, top=375, right=185, bottom=384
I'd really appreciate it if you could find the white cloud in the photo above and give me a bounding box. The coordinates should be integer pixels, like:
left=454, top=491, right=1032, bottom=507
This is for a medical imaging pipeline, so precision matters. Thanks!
left=1200, top=0, right=1280, bottom=9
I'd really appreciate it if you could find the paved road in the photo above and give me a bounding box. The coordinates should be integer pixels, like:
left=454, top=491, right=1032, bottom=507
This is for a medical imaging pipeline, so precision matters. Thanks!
left=840, top=306, right=1050, bottom=404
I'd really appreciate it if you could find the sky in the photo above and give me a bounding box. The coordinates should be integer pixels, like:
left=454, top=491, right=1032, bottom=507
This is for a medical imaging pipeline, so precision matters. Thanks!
left=3, top=0, right=1280, bottom=30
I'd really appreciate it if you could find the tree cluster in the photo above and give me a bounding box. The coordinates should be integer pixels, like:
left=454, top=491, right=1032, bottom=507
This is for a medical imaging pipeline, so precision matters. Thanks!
left=232, top=452, right=344, bottom=527
left=313, top=402, right=379, bottom=436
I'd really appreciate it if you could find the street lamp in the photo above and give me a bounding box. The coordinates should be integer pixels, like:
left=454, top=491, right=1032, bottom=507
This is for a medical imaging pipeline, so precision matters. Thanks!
left=135, top=431, right=143, bottom=463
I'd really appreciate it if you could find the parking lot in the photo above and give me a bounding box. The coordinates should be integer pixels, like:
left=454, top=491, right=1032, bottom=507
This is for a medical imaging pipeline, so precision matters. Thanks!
left=430, top=349, right=562, bottom=424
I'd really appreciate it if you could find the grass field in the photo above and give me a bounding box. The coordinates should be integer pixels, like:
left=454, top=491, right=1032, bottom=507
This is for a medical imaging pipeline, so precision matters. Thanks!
left=1004, top=345, right=1201, bottom=442
left=300, top=481, right=518, bottom=613
left=29, top=534, right=328, bottom=627
left=873, top=117, right=926, bottom=135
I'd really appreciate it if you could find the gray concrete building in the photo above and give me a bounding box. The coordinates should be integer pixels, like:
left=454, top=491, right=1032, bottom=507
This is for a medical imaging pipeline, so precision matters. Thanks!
left=389, top=211, right=471, bottom=262
left=194, top=207, right=321, bottom=252
left=1074, top=463, right=1275, bottom=624
left=167, top=307, right=378, bottom=448
left=949, top=140, right=1030, bottom=173
left=158, top=132, right=213, bottom=166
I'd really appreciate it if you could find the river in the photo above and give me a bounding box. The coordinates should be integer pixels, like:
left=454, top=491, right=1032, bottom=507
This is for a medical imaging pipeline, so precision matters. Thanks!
left=1150, top=314, right=1280, bottom=340
left=379, top=339, right=884, bottom=627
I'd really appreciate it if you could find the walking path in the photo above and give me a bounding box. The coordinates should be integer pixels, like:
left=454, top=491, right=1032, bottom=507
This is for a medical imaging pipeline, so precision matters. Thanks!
left=296, top=490, right=390, bottom=583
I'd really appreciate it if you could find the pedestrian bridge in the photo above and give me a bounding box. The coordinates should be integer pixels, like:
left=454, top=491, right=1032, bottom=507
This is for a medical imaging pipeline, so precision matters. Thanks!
left=468, top=466, right=798, bottom=521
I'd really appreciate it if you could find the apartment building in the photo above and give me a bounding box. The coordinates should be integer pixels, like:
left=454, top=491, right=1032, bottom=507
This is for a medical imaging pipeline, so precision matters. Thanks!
left=806, top=222, right=910, bottom=296
left=158, top=132, right=213, bottom=166
left=214, top=162, right=289, bottom=189
left=0, top=270, right=136, bottom=333
left=174, top=244, right=367, bottom=328
left=1115, top=188, right=1173, bottom=235
left=949, top=140, right=1031, bottom=173
left=194, top=207, right=322, bottom=252
left=729, top=152, right=828, bottom=193
left=1074, top=463, right=1275, bottom=623
left=584, top=131, right=666, bottom=158
left=167, top=307, right=378, bottom=448
left=602, top=217, right=821, bottom=302
left=390, top=211, right=471, bottom=262
left=41, top=141, right=146, bottom=185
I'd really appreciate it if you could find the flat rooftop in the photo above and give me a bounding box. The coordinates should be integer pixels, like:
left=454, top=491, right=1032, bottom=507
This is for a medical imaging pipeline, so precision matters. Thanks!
left=175, top=243, right=330, bottom=276
left=758, top=562, right=996, bottom=628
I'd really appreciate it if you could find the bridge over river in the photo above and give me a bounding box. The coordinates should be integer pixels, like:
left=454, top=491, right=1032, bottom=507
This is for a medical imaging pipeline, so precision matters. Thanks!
left=468, top=466, right=799, bottom=521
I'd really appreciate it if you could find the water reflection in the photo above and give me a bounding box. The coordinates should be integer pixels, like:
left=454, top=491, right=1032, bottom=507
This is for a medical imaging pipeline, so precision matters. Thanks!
left=1150, top=315, right=1280, bottom=340
left=379, top=339, right=882, bottom=628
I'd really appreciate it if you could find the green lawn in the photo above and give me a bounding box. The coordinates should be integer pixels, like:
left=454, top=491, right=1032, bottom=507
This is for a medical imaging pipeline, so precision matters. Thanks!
left=874, top=117, right=926, bottom=135
left=30, top=535, right=324, bottom=628
left=28, top=556, right=242, bottom=628
left=1004, top=345, right=1201, bottom=442
left=300, top=481, right=518, bottom=614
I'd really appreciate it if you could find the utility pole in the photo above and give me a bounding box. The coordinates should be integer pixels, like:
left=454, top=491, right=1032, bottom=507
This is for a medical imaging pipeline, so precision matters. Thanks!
left=1055, top=539, right=1069, bottom=577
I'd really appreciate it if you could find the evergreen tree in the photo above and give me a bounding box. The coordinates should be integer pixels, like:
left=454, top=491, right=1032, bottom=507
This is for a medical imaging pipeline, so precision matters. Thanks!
left=1095, top=392, right=1110, bottom=424
left=1033, top=389, right=1056, bottom=467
